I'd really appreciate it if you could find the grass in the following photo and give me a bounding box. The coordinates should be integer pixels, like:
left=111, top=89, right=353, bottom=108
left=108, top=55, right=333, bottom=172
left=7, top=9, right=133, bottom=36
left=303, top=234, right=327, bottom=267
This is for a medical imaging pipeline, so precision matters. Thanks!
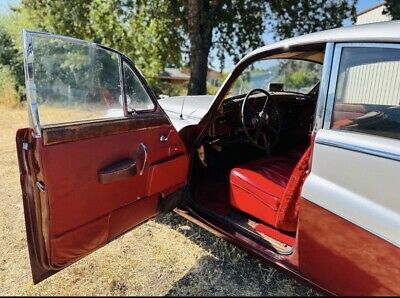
left=0, top=103, right=319, bottom=296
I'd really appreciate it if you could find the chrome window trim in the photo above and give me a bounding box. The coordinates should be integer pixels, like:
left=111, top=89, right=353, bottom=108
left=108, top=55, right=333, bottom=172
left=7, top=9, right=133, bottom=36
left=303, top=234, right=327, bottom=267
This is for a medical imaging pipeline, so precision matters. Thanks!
left=23, top=30, right=41, bottom=137
left=315, top=130, right=400, bottom=162
left=313, top=42, right=334, bottom=131
left=323, top=42, right=400, bottom=129
left=322, top=44, right=342, bottom=129
left=24, top=30, right=94, bottom=47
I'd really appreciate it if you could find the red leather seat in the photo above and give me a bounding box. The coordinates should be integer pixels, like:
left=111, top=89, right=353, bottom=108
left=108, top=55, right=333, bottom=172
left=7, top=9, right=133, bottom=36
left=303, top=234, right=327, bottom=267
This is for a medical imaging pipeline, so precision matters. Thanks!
left=230, top=147, right=311, bottom=232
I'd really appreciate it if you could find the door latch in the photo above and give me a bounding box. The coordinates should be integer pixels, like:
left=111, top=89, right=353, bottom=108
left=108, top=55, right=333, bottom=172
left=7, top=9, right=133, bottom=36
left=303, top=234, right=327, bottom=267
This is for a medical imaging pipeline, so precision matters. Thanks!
left=22, top=141, right=32, bottom=150
left=36, top=181, right=46, bottom=192
left=160, top=130, right=173, bottom=142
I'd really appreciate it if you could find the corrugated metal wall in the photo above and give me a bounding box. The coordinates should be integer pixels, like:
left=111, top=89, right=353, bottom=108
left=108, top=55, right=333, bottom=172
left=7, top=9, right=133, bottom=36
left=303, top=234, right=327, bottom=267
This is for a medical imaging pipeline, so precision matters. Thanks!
left=339, top=61, right=400, bottom=105
left=340, top=4, right=399, bottom=106
left=356, top=4, right=391, bottom=25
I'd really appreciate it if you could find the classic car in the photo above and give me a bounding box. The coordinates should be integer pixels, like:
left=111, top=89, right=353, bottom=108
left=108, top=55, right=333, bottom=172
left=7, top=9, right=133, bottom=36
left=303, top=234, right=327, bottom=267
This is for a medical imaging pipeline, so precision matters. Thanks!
left=17, top=20, right=400, bottom=296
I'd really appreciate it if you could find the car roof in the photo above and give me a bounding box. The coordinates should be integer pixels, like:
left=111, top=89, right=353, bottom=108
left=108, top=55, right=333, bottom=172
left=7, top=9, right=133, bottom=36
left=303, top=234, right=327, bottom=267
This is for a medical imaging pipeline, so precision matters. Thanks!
left=240, top=20, right=400, bottom=64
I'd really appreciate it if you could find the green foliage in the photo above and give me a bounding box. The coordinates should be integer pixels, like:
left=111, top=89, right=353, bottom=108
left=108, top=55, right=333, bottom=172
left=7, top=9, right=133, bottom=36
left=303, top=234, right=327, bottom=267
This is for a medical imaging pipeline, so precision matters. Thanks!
left=383, top=0, right=400, bottom=20
left=21, top=0, right=267, bottom=93
left=4, top=0, right=357, bottom=98
left=206, top=82, right=219, bottom=95
left=31, top=37, right=122, bottom=104
left=20, top=0, right=183, bottom=88
left=268, top=0, right=358, bottom=40
left=123, top=1, right=184, bottom=86
left=154, top=81, right=188, bottom=97
left=21, top=0, right=94, bottom=39
left=210, top=1, right=268, bottom=66
left=274, top=60, right=321, bottom=92
left=0, top=26, right=25, bottom=99
left=0, top=66, right=20, bottom=107
left=0, top=6, right=33, bottom=50
left=284, top=70, right=317, bottom=92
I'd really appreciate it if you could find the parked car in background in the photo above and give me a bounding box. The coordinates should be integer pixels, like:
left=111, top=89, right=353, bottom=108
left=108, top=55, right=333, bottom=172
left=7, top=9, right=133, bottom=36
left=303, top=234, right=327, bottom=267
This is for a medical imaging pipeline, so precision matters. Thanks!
left=17, top=21, right=400, bottom=295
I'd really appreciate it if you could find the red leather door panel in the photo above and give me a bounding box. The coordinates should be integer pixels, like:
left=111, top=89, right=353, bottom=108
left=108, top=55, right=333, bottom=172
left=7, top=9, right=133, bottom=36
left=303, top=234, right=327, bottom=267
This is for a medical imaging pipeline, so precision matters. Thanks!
left=17, top=115, right=189, bottom=283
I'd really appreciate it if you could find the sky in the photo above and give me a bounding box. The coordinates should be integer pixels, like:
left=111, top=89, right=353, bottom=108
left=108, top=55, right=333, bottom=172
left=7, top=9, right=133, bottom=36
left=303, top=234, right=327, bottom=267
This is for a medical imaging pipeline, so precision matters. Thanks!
left=0, top=0, right=386, bottom=70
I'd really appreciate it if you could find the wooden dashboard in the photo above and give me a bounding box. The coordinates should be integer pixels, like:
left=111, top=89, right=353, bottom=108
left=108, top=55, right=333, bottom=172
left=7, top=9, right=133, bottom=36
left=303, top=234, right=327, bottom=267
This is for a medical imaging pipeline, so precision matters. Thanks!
left=208, top=92, right=316, bottom=141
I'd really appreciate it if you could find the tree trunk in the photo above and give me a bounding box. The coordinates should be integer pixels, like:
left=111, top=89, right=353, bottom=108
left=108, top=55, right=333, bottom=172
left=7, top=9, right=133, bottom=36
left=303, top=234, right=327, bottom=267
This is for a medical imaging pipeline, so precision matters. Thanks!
left=187, top=0, right=213, bottom=95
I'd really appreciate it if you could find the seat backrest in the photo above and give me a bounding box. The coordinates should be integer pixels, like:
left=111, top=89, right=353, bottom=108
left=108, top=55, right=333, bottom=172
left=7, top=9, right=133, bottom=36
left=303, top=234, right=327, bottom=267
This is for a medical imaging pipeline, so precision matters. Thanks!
left=274, top=146, right=311, bottom=232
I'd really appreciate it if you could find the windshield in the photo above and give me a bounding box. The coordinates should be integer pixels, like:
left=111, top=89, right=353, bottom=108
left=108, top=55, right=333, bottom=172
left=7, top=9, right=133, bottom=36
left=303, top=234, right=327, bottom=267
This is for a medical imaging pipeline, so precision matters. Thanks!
left=228, top=59, right=322, bottom=97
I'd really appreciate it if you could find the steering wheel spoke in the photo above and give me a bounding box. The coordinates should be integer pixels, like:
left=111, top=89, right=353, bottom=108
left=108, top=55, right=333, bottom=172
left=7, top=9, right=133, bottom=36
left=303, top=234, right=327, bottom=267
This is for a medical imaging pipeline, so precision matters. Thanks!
left=241, top=88, right=281, bottom=151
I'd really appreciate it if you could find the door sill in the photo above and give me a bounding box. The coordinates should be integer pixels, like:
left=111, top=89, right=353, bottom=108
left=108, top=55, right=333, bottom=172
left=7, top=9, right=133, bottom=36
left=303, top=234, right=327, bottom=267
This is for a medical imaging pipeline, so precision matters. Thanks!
left=176, top=198, right=293, bottom=255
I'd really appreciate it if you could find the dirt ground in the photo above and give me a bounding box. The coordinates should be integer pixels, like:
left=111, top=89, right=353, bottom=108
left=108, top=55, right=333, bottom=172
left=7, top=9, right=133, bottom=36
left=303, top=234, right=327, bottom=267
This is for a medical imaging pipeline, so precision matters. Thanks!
left=0, top=104, right=319, bottom=296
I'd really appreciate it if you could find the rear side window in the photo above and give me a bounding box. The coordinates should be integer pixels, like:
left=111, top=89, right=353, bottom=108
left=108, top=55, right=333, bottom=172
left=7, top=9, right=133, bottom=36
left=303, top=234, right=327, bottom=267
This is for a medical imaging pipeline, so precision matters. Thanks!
left=331, top=46, right=400, bottom=140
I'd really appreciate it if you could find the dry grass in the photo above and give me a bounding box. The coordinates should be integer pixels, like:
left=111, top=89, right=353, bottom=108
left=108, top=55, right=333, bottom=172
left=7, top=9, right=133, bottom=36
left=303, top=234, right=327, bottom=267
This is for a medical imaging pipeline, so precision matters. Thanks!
left=0, top=104, right=319, bottom=296
left=0, top=84, right=21, bottom=109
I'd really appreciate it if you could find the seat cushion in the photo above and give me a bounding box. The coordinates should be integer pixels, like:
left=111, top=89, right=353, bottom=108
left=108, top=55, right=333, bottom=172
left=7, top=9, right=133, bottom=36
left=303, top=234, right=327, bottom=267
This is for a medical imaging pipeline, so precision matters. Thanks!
left=230, top=156, right=298, bottom=226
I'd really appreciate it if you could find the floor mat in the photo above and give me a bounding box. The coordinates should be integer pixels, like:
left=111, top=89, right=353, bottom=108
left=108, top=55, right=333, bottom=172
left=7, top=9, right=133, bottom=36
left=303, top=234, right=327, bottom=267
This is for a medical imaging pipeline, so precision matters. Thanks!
left=194, top=176, right=231, bottom=216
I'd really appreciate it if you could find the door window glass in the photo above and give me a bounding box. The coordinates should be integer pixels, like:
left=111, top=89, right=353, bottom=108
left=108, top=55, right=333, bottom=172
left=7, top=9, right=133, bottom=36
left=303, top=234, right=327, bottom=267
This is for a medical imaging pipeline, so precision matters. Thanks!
left=332, top=46, right=400, bottom=140
left=30, top=35, right=123, bottom=126
left=123, top=62, right=154, bottom=112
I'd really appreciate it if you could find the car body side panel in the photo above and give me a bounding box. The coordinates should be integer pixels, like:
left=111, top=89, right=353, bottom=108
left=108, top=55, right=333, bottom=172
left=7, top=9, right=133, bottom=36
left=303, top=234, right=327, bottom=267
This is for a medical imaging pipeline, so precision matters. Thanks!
left=298, top=199, right=400, bottom=295
left=299, top=129, right=400, bottom=295
left=303, top=129, right=400, bottom=248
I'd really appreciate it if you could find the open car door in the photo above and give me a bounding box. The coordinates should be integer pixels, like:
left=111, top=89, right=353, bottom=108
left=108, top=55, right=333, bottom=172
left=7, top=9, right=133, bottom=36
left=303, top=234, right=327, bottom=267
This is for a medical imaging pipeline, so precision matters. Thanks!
left=16, top=31, right=189, bottom=284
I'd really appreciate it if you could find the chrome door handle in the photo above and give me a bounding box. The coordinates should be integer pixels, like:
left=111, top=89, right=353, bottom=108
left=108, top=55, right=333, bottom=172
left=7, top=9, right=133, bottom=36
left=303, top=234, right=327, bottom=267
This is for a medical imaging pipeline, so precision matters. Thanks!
left=160, top=130, right=173, bottom=142
left=139, top=142, right=147, bottom=175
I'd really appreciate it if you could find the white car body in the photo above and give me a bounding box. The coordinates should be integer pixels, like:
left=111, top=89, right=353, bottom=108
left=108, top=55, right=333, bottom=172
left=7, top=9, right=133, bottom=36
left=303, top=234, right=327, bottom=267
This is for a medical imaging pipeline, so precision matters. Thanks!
left=157, top=95, right=214, bottom=131
left=105, top=95, right=214, bottom=131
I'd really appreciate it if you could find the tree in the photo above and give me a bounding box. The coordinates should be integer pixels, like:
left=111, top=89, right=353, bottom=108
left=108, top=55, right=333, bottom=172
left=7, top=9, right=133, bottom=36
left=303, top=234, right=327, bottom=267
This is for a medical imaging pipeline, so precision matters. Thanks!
left=268, top=0, right=357, bottom=40
left=19, top=0, right=357, bottom=96
left=20, top=0, right=183, bottom=87
left=383, top=0, right=400, bottom=20
left=181, top=0, right=267, bottom=94
left=21, top=0, right=268, bottom=95
left=0, top=26, right=25, bottom=97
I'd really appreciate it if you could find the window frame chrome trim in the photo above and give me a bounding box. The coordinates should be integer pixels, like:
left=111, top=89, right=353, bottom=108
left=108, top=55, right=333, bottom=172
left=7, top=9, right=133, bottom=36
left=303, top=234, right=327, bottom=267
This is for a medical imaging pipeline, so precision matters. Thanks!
left=23, top=30, right=41, bottom=137
left=323, top=42, right=400, bottom=129
left=322, top=44, right=342, bottom=129
left=315, top=134, right=400, bottom=162
left=313, top=42, right=334, bottom=131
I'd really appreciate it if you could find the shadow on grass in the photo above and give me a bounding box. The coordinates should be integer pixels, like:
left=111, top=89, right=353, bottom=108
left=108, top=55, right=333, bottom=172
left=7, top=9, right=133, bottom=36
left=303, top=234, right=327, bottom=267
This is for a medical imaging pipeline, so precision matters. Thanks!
left=155, top=213, right=320, bottom=296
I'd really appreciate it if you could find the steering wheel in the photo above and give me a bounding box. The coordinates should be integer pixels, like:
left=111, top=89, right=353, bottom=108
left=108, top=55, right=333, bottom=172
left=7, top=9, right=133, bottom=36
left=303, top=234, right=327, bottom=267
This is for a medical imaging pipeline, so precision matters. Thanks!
left=241, top=88, right=281, bottom=152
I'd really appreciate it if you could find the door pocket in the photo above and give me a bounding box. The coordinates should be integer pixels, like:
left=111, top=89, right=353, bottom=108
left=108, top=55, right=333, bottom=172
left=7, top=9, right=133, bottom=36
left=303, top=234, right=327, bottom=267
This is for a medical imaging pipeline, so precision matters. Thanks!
left=146, top=154, right=189, bottom=196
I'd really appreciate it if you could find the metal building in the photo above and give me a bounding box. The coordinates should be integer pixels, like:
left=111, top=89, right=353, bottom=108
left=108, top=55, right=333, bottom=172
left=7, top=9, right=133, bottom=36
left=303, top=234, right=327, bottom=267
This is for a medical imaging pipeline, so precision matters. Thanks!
left=341, top=2, right=400, bottom=106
